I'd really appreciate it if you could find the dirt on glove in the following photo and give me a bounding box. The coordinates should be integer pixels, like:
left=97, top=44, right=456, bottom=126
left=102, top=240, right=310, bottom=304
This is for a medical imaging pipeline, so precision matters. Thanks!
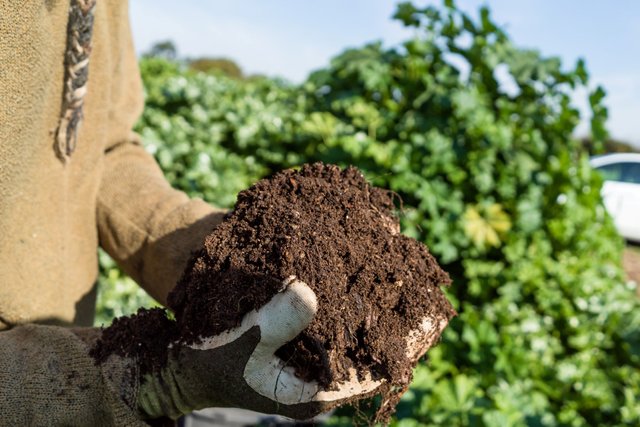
left=92, top=163, right=456, bottom=421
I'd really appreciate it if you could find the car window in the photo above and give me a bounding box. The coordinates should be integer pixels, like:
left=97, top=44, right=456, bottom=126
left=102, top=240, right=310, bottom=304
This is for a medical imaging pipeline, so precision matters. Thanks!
left=597, top=163, right=623, bottom=181
left=620, top=162, right=640, bottom=184
left=597, top=162, right=640, bottom=184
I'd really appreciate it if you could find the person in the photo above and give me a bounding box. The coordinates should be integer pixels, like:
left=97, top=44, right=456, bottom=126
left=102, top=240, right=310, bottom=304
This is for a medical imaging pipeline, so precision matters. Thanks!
left=0, top=1, right=445, bottom=425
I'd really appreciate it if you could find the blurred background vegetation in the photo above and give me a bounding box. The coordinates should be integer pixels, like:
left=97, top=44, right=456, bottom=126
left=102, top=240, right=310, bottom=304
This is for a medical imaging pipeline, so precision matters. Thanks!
left=95, top=1, right=640, bottom=425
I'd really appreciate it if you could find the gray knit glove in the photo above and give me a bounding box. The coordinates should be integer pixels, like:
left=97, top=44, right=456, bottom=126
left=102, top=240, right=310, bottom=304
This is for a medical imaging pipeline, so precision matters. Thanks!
left=0, top=325, right=147, bottom=426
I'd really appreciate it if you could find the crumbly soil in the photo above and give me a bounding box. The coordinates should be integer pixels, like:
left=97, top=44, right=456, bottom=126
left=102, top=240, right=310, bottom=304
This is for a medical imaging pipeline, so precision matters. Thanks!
left=171, top=164, right=455, bottom=394
left=90, top=307, right=178, bottom=375
left=92, top=163, right=455, bottom=420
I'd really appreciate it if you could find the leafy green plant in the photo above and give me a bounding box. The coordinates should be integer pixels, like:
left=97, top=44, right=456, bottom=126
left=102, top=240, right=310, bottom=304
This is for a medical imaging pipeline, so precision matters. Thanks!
left=96, top=1, right=640, bottom=425
left=301, top=3, right=638, bottom=425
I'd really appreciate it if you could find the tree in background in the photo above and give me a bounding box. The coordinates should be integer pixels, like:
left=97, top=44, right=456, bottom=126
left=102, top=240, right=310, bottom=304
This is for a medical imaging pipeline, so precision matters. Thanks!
left=144, top=40, right=177, bottom=61
left=189, top=57, right=244, bottom=79
left=98, top=1, right=640, bottom=425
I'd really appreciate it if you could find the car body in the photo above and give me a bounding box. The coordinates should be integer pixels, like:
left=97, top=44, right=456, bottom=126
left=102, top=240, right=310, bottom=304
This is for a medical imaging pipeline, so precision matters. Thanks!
left=590, top=153, right=640, bottom=242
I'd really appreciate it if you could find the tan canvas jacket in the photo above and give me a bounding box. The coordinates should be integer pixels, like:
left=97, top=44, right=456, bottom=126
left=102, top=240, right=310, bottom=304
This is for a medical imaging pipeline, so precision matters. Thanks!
left=0, top=0, right=224, bottom=330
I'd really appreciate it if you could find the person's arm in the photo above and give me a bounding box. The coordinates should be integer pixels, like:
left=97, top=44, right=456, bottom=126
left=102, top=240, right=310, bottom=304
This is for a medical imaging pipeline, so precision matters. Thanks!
left=95, top=3, right=224, bottom=306
left=97, top=137, right=226, bottom=305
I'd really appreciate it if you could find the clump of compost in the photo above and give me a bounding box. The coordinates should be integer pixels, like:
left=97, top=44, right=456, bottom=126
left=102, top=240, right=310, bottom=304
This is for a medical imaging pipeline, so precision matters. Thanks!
left=92, top=163, right=455, bottom=421
left=170, top=164, right=455, bottom=410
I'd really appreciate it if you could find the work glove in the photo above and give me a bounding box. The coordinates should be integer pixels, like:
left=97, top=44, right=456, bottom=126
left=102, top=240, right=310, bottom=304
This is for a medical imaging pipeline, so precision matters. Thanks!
left=94, top=277, right=448, bottom=422
left=130, top=277, right=380, bottom=420
left=0, top=278, right=446, bottom=425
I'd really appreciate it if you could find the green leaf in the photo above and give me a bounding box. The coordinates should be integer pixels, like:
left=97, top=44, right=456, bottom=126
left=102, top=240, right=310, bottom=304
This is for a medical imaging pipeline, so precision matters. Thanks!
left=394, top=2, right=422, bottom=27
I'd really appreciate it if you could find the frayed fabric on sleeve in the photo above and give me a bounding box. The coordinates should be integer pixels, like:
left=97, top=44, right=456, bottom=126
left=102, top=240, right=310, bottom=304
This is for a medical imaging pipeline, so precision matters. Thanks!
left=55, top=0, right=97, bottom=162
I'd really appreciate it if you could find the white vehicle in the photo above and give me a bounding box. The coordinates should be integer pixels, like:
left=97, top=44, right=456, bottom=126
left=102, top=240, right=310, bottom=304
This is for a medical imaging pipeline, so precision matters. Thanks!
left=590, top=153, right=640, bottom=242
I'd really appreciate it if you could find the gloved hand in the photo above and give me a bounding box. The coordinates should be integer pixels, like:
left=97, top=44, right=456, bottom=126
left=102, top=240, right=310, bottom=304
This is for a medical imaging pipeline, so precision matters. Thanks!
left=93, top=277, right=448, bottom=422
left=134, top=277, right=382, bottom=420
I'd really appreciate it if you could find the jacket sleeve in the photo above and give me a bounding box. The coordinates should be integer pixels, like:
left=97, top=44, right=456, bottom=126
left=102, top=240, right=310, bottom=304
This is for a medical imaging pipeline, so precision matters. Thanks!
left=96, top=1, right=225, bottom=306
left=0, top=324, right=148, bottom=426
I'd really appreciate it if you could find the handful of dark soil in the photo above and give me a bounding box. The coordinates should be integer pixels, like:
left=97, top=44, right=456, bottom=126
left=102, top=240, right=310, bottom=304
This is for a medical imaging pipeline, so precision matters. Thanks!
left=169, top=163, right=455, bottom=413
left=92, top=163, right=455, bottom=421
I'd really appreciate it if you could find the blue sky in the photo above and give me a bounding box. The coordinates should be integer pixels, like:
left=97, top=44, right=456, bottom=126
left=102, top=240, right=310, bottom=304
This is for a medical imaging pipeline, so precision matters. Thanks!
left=130, top=1, right=640, bottom=146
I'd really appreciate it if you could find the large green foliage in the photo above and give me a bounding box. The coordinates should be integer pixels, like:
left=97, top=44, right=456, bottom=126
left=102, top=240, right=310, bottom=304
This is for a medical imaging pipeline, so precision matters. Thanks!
left=96, top=2, right=640, bottom=425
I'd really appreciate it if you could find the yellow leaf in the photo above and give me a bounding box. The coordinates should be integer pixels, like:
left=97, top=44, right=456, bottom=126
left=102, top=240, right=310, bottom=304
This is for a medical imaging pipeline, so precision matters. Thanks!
left=463, top=204, right=511, bottom=249
left=486, top=203, right=512, bottom=234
